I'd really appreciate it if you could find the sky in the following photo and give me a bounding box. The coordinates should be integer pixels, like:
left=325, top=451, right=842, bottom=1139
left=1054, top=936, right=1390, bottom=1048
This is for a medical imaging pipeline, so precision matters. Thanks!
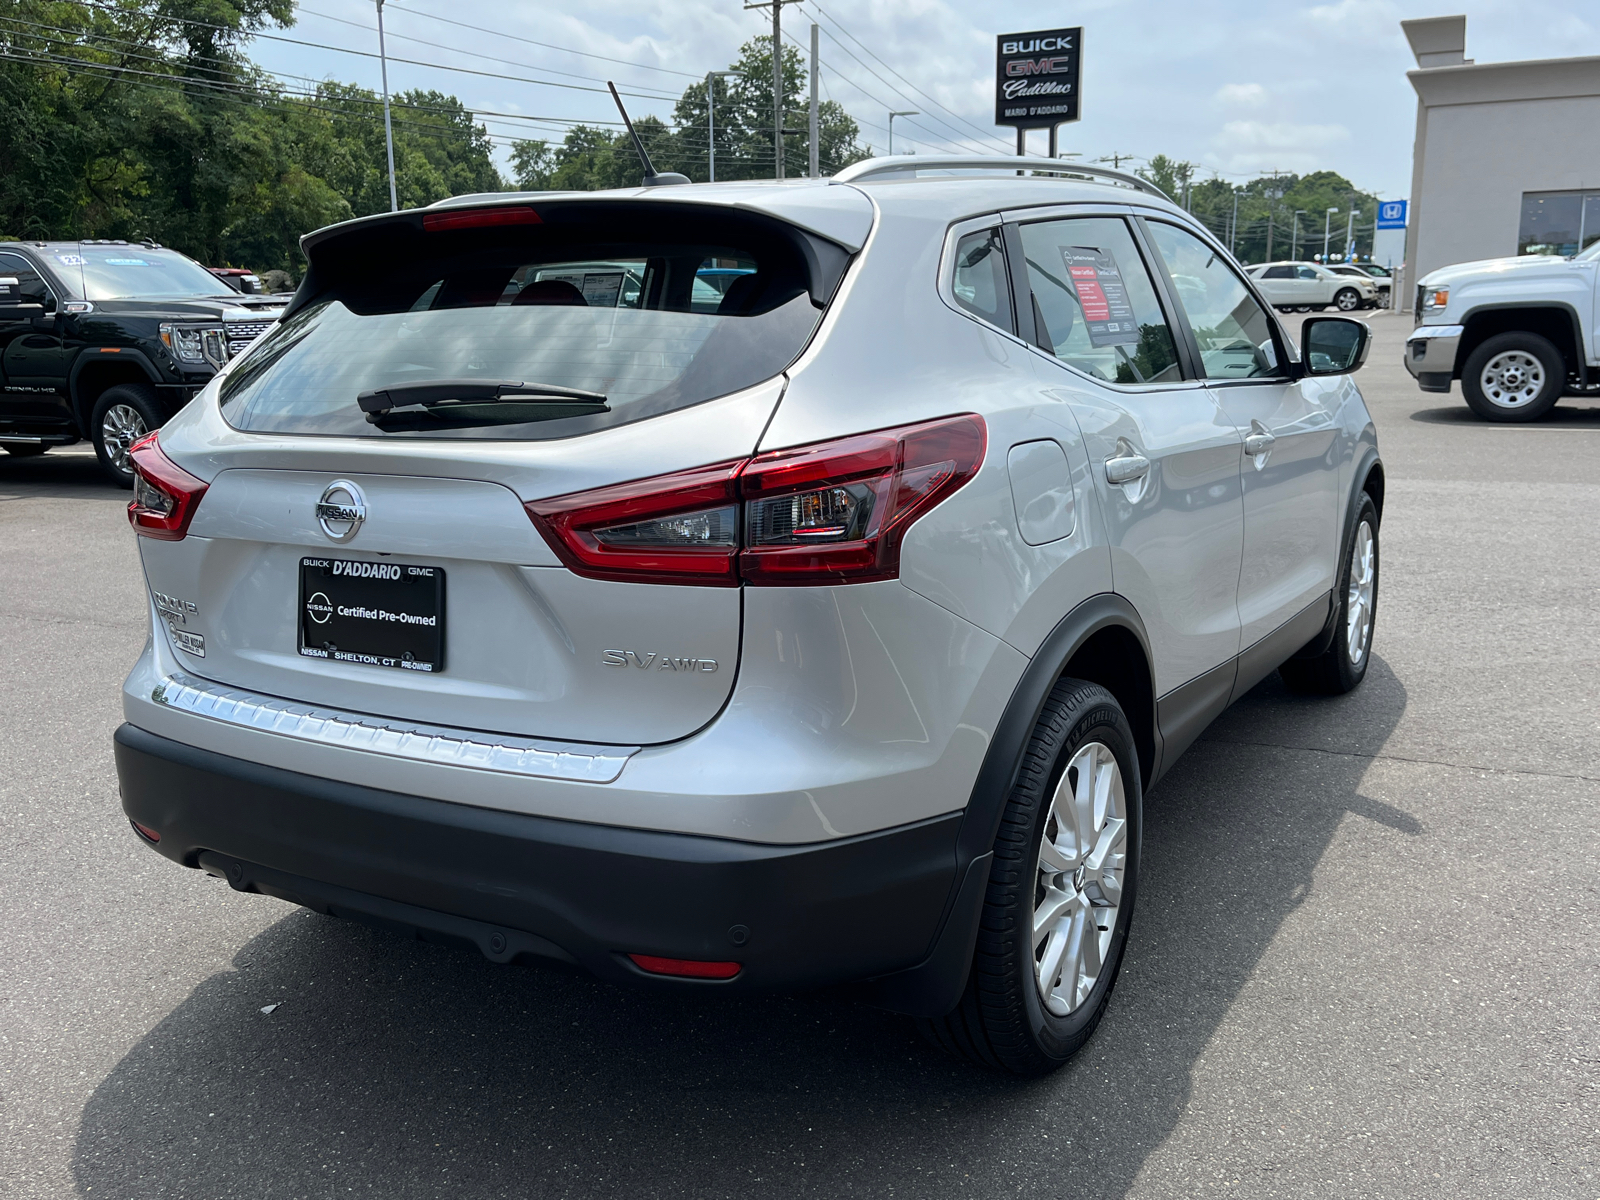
left=249, top=0, right=1600, bottom=201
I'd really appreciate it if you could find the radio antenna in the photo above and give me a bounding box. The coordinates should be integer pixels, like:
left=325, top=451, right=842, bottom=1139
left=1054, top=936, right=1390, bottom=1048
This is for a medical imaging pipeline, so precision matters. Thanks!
left=607, top=82, right=690, bottom=187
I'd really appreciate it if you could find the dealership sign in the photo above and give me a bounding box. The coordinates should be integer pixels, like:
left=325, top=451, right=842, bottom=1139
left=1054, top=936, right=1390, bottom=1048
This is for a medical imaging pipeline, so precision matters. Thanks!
left=995, top=27, right=1082, bottom=129
left=1377, top=200, right=1408, bottom=229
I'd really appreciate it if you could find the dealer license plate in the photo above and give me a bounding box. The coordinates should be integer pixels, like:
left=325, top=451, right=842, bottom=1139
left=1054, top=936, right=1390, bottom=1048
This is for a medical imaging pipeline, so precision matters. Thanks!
left=298, top=557, right=445, bottom=673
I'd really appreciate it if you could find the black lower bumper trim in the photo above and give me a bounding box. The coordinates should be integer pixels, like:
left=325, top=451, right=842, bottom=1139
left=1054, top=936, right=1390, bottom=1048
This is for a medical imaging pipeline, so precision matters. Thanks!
left=114, top=723, right=963, bottom=992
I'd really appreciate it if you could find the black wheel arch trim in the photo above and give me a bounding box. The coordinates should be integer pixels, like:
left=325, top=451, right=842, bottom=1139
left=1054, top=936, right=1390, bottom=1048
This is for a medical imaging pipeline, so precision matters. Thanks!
left=866, top=592, right=1157, bottom=1017
left=1456, top=302, right=1588, bottom=387
left=1296, top=445, right=1383, bottom=661
left=68, top=349, right=163, bottom=433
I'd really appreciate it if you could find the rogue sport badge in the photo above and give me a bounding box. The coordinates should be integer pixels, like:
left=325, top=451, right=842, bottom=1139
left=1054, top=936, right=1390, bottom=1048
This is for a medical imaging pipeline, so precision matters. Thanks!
left=316, top=480, right=366, bottom=542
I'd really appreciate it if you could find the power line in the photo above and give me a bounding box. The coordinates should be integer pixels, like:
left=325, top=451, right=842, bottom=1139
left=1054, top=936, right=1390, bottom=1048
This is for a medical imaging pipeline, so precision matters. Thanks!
left=801, top=0, right=1004, bottom=151
left=65, top=0, right=681, bottom=105
left=293, top=4, right=682, bottom=100
left=378, top=2, right=702, bottom=80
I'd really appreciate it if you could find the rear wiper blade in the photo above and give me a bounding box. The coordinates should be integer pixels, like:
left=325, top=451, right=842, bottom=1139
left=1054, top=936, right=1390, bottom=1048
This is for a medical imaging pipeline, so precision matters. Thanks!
left=357, top=379, right=608, bottom=421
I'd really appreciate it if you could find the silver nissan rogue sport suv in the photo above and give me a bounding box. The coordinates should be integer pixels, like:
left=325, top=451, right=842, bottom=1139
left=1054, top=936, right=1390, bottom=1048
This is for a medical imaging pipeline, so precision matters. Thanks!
left=115, top=156, right=1383, bottom=1077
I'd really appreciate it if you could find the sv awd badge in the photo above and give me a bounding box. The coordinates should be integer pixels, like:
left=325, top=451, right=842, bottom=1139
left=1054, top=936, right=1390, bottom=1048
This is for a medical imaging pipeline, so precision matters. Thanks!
left=602, top=650, right=718, bottom=673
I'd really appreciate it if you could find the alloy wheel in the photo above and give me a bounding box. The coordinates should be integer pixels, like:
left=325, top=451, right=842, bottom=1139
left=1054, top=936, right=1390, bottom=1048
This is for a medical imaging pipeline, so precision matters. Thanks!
left=101, top=404, right=147, bottom=473
left=1033, top=741, right=1127, bottom=1016
left=1346, top=519, right=1375, bottom=665
left=1335, top=289, right=1360, bottom=311
left=1478, top=350, right=1544, bottom=409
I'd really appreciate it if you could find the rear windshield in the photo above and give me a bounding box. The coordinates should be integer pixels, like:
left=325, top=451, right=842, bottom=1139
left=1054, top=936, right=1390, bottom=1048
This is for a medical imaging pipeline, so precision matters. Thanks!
left=218, top=205, right=842, bottom=441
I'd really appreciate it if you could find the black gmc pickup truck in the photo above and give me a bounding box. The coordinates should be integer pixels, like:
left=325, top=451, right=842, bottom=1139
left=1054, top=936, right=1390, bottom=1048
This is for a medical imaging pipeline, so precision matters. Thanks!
left=0, top=240, right=285, bottom=484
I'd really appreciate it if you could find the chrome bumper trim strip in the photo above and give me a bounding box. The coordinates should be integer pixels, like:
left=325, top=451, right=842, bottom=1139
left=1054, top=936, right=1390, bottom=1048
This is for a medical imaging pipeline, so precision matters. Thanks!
left=150, top=672, right=636, bottom=784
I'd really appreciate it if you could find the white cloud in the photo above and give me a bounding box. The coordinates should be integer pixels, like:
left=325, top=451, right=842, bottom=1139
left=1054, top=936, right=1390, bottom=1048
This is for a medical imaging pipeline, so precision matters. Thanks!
left=1214, top=82, right=1269, bottom=108
left=1211, top=119, right=1352, bottom=174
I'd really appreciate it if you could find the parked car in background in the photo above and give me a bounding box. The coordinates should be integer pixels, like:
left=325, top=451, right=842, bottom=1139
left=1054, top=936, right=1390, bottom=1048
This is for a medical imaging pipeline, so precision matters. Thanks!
left=114, top=157, right=1383, bottom=1077
left=1246, top=261, right=1378, bottom=312
left=1404, top=241, right=1600, bottom=421
left=207, top=267, right=263, bottom=294
left=1329, top=263, right=1391, bottom=304
left=0, top=239, right=285, bottom=482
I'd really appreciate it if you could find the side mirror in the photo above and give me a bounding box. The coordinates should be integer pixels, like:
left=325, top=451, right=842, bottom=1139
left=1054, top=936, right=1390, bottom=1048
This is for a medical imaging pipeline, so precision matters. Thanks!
left=1301, top=316, right=1370, bottom=376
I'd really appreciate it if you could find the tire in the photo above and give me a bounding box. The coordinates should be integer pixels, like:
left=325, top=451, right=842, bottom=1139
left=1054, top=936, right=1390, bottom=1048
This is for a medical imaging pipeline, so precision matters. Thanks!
left=2, top=443, right=50, bottom=457
left=91, top=384, right=162, bottom=487
left=1460, top=332, right=1564, bottom=423
left=1333, top=288, right=1360, bottom=311
left=918, top=679, right=1142, bottom=1076
left=1295, top=305, right=1312, bottom=313
left=1280, top=493, right=1378, bottom=695
left=1275, top=305, right=1292, bottom=313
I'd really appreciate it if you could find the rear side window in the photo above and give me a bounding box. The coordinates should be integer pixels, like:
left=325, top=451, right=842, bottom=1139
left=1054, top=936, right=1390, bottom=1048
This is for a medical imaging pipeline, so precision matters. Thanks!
left=219, top=205, right=844, bottom=441
left=1261, top=265, right=1295, bottom=280
left=1017, top=216, right=1181, bottom=385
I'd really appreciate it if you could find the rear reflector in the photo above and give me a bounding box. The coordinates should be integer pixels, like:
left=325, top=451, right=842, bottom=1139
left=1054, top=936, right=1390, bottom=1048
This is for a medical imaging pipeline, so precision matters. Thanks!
left=628, top=954, right=742, bottom=980
left=130, top=820, right=160, bottom=843
left=525, top=414, right=986, bottom=587
left=127, top=433, right=209, bottom=540
left=421, top=205, right=542, bottom=232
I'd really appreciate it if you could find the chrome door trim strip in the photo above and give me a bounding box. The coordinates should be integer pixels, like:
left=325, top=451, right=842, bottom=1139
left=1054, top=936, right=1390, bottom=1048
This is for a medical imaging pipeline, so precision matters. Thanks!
left=150, top=671, right=637, bottom=784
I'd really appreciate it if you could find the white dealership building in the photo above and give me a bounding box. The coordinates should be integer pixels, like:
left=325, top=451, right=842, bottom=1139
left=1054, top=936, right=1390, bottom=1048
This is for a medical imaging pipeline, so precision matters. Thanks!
left=1402, top=14, right=1600, bottom=286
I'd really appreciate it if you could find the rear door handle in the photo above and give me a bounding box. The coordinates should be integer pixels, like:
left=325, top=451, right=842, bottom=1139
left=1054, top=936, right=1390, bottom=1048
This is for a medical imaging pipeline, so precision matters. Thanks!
left=1243, top=432, right=1275, bottom=455
left=1105, top=453, right=1150, bottom=485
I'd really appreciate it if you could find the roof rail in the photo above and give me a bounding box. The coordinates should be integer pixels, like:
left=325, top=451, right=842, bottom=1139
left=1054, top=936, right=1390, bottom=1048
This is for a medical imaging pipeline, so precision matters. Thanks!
left=833, top=155, right=1171, bottom=201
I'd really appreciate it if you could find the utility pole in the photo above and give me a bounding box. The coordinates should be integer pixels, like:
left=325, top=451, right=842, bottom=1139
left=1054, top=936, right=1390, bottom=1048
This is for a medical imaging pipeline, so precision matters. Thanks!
left=1292, top=209, right=1306, bottom=259
left=705, top=70, right=740, bottom=182
left=744, top=0, right=796, bottom=178
left=1344, top=208, right=1359, bottom=261
left=1229, top=189, right=1239, bottom=255
left=1095, top=152, right=1137, bottom=170
left=375, top=0, right=397, bottom=212
left=1266, top=211, right=1274, bottom=261
left=808, top=23, right=819, bottom=178
left=888, top=110, right=918, bottom=156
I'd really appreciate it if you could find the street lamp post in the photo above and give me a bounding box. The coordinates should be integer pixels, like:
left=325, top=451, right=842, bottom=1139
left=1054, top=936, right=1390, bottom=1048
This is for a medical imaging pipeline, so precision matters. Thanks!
left=1344, top=208, right=1360, bottom=261
left=888, top=110, right=918, bottom=156
left=705, top=70, right=740, bottom=183
left=375, top=0, right=397, bottom=212
left=1291, top=210, right=1306, bottom=259
left=1323, top=207, right=1339, bottom=262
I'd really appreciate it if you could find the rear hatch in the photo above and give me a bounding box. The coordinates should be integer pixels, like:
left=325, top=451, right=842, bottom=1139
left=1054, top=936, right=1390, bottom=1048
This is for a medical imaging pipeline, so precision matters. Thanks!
left=140, top=194, right=865, bottom=745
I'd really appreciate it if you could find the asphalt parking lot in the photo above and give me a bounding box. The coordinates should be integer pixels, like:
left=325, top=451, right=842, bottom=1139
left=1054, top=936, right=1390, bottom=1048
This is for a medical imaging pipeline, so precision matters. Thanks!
left=3, top=310, right=1597, bottom=1199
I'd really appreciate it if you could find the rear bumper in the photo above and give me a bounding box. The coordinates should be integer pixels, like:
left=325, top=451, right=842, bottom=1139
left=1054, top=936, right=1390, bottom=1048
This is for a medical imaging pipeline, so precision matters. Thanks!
left=114, top=722, right=966, bottom=997
left=1405, top=324, right=1463, bottom=390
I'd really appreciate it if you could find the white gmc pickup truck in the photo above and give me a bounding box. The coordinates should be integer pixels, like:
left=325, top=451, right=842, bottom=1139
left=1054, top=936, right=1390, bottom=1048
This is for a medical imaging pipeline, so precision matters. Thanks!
left=1405, top=241, right=1600, bottom=421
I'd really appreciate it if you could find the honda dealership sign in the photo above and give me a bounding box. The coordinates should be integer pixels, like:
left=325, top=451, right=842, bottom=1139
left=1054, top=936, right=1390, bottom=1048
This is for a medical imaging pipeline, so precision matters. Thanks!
left=995, top=27, right=1082, bottom=129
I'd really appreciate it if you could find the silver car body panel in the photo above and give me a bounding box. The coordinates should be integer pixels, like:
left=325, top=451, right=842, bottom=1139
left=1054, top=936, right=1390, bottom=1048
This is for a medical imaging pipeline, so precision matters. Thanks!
left=127, top=173, right=1379, bottom=844
left=126, top=579, right=1026, bottom=844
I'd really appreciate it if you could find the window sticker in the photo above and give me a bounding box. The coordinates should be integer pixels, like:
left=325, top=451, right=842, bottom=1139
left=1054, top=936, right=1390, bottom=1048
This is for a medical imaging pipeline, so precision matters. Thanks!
left=104, top=258, right=150, bottom=266
left=55, top=254, right=86, bottom=266
left=1061, top=246, right=1141, bottom=346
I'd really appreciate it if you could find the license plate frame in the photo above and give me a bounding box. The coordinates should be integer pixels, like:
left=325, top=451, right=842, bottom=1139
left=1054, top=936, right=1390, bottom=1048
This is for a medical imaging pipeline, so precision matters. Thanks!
left=298, top=556, right=445, bottom=673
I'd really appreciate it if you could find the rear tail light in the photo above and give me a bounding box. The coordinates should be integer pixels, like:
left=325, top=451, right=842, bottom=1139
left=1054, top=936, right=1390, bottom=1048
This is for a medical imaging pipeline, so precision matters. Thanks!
left=127, top=432, right=208, bottom=540
left=525, top=461, right=744, bottom=586
left=524, top=414, right=985, bottom=587
left=628, top=954, right=742, bottom=979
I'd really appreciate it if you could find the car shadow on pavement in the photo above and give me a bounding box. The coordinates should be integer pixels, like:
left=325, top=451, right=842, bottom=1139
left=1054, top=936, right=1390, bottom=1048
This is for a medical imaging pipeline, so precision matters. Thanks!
left=1409, top=403, right=1600, bottom=426
left=72, top=658, right=1412, bottom=1199
left=0, top=450, right=121, bottom=501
